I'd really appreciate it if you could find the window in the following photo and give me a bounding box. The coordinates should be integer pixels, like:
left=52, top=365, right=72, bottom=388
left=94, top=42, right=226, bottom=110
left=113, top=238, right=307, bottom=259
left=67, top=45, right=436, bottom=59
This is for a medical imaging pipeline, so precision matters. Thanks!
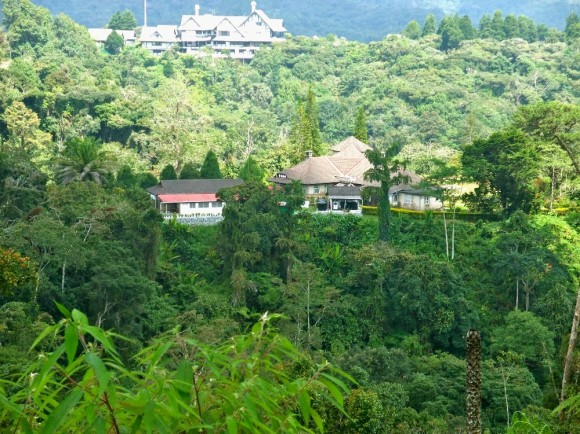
left=424, top=197, right=430, bottom=205
left=198, top=202, right=210, bottom=208
left=212, top=202, right=223, bottom=208
left=313, top=185, right=320, bottom=194
left=404, top=195, right=413, bottom=204
left=218, top=31, right=230, bottom=37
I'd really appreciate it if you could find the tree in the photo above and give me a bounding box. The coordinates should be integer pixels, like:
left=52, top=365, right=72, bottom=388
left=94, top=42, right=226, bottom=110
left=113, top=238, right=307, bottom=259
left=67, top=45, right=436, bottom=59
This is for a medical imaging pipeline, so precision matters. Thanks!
left=160, top=164, right=178, bottom=180
left=289, top=89, right=324, bottom=162
left=458, top=15, right=477, bottom=40
left=238, top=155, right=265, bottom=182
left=422, top=14, right=437, bottom=36
left=438, top=16, right=463, bottom=51
left=515, top=102, right=580, bottom=404
left=116, top=165, right=136, bottom=188
left=104, top=30, right=124, bottom=55
left=461, top=129, right=540, bottom=214
left=107, top=10, right=137, bottom=30
left=503, top=14, right=520, bottom=39
left=493, top=212, right=551, bottom=312
left=364, top=143, right=408, bottom=242
left=179, top=162, right=200, bottom=179
left=0, top=248, right=35, bottom=296
left=2, top=101, right=51, bottom=152
left=403, top=21, right=421, bottom=40
left=57, top=137, right=109, bottom=185
left=565, top=12, right=580, bottom=41
left=353, top=106, right=368, bottom=142
left=491, top=11, right=506, bottom=40
left=200, top=150, right=222, bottom=179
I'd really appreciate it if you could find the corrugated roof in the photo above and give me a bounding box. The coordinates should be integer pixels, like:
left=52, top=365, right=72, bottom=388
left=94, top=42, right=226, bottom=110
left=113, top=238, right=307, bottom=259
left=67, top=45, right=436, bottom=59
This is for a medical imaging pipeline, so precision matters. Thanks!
left=158, top=193, right=217, bottom=203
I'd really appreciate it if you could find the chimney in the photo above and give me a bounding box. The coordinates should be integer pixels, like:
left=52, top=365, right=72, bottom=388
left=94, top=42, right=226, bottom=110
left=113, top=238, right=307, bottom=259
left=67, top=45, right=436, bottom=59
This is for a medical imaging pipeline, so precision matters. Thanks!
left=195, top=4, right=200, bottom=16
left=306, top=150, right=313, bottom=158
left=251, top=1, right=257, bottom=13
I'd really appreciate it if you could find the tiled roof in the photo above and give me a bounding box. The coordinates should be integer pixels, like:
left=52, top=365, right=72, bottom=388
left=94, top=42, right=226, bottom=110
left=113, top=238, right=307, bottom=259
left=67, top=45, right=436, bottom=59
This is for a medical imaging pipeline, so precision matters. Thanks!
left=270, top=136, right=421, bottom=188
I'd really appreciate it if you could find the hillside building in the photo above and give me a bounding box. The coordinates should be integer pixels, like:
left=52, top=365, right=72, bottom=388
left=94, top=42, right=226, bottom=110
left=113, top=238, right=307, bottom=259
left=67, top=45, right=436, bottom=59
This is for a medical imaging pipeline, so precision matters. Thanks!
left=88, top=1, right=286, bottom=59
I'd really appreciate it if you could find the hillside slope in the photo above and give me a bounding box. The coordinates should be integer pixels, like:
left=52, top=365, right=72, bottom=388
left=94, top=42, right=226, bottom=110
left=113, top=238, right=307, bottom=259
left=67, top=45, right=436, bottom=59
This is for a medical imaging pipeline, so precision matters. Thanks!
left=20, top=0, right=580, bottom=41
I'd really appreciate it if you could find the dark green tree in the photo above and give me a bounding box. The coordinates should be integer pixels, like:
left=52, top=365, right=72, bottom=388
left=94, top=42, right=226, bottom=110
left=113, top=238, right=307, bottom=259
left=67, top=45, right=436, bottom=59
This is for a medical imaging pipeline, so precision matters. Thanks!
left=353, top=106, right=368, bottom=142
left=239, top=156, right=265, bottom=182
left=116, top=165, right=136, bottom=188
left=479, top=14, right=493, bottom=39
left=107, top=10, right=137, bottom=30
left=364, top=143, right=408, bottom=242
left=518, top=16, right=538, bottom=42
left=438, top=16, right=463, bottom=51
left=565, top=12, right=580, bottom=41
left=461, top=129, right=540, bottom=214
left=422, top=14, right=437, bottom=36
left=160, top=164, right=178, bottom=180
left=403, top=21, right=421, bottom=39
left=104, top=30, right=124, bottom=54
left=458, top=15, right=477, bottom=40
left=179, top=162, right=200, bottom=179
left=200, top=150, right=222, bottom=179
left=305, top=86, right=322, bottom=154
left=491, top=11, right=506, bottom=40
left=503, top=14, right=520, bottom=39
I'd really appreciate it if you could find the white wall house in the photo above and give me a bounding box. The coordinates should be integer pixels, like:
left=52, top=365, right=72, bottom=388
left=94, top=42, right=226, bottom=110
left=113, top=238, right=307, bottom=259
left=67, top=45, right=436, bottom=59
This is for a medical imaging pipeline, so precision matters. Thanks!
left=147, top=179, right=244, bottom=225
left=88, top=2, right=286, bottom=59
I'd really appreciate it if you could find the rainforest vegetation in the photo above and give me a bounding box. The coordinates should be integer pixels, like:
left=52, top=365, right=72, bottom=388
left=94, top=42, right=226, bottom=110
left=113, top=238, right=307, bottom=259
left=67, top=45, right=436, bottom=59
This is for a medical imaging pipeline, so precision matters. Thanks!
left=0, top=0, right=580, bottom=432
left=21, top=0, right=580, bottom=42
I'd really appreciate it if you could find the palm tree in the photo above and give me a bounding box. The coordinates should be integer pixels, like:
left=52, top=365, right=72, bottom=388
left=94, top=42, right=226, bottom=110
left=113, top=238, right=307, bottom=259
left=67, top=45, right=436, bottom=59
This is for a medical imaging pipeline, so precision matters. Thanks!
left=57, top=137, right=109, bottom=185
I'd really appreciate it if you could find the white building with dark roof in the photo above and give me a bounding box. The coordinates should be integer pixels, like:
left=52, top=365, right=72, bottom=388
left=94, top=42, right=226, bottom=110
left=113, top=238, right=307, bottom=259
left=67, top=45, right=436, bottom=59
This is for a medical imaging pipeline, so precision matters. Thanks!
left=176, top=1, right=286, bottom=59
left=87, top=2, right=285, bottom=59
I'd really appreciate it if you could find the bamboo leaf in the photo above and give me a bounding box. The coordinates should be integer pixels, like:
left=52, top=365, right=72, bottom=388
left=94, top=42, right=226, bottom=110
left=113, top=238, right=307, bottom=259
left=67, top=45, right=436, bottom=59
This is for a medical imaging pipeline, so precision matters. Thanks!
left=64, top=324, right=79, bottom=366
left=85, top=351, right=110, bottom=394
left=40, top=388, right=83, bottom=434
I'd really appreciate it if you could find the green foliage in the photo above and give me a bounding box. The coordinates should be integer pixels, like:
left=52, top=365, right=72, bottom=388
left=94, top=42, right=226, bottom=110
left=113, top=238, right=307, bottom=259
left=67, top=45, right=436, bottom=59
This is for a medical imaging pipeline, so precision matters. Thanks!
left=353, top=106, right=368, bottom=142
left=403, top=20, right=422, bottom=40
left=179, top=161, right=200, bottom=179
left=107, top=10, right=137, bottom=30
left=160, top=164, right=178, bottom=180
left=104, top=30, right=123, bottom=55
left=200, top=149, right=222, bottom=179
left=57, top=137, right=110, bottom=185
left=239, top=155, right=265, bottom=182
left=0, top=310, right=350, bottom=433
left=462, top=129, right=541, bottom=214
left=364, top=143, right=408, bottom=242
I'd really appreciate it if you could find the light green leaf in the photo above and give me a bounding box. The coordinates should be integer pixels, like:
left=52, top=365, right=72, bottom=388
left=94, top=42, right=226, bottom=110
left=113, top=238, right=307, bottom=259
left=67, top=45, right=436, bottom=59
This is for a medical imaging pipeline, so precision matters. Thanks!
left=85, top=351, right=110, bottom=394
left=40, top=388, right=83, bottom=434
left=64, top=324, right=79, bottom=366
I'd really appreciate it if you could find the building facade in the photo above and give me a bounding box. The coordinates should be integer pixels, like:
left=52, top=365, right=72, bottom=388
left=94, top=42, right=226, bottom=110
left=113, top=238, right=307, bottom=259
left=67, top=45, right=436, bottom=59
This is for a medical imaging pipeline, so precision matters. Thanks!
left=88, top=1, right=286, bottom=59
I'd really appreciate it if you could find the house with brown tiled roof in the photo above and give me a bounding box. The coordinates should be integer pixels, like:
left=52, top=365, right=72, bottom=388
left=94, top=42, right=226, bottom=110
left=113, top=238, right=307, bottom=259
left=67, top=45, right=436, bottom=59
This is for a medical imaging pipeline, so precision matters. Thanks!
left=269, top=136, right=443, bottom=212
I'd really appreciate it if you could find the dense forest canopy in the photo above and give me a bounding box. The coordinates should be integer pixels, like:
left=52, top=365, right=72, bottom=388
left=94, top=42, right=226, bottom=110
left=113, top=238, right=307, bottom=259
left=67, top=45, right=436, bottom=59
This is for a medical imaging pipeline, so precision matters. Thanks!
left=1, top=0, right=577, bottom=41
left=0, top=0, right=579, bottom=432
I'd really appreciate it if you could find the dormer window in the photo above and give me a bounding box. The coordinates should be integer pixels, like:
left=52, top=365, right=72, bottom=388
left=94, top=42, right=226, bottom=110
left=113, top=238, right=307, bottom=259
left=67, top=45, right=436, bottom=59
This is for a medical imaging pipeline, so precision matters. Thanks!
left=218, top=31, right=230, bottom=36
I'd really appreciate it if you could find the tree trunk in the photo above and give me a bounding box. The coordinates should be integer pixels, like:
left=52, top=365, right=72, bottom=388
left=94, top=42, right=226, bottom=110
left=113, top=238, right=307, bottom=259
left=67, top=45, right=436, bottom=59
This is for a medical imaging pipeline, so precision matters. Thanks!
left=515, top=279, right=519, bottom=311
left=561, top=287, right=580, bottom=406
left=466, top=330, right=482, bottom=434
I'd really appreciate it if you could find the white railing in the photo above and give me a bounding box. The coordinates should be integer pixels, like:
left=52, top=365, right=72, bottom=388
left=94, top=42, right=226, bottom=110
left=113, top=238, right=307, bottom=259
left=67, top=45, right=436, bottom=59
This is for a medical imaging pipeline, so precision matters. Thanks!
left=163, top=213, right=224, bottom=225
